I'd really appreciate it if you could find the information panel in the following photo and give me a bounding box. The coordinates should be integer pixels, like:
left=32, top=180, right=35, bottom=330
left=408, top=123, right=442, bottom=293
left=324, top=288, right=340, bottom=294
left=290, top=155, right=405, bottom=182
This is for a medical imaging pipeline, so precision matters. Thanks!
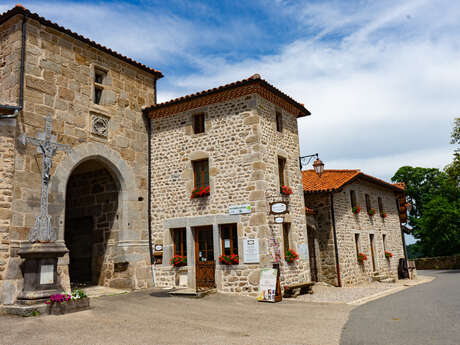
left=243, top=239, right=259, bottom=263
left=257, top=268, right=277, bottom=302
left=40, top=264, right=54, bottom=285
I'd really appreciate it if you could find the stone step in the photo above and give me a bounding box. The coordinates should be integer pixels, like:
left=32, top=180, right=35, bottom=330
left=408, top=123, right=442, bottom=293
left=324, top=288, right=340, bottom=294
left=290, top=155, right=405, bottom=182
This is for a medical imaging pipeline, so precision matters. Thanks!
left=168, top=288, right=216, bottom=298
left=380, top=277, right=396, bottom=283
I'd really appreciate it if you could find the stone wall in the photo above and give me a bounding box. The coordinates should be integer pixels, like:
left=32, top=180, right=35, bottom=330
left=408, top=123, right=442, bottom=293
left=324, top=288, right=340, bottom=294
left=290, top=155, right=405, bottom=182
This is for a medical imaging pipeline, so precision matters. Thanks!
left=333, top=180, right=405, bottom=285
left=1, top=14, right=158, bottom=304
left=414, top=255, right=460, bottom=270
left=0, top=15, right=21, bottom=305
left=149, top=94, right=309, bottom=295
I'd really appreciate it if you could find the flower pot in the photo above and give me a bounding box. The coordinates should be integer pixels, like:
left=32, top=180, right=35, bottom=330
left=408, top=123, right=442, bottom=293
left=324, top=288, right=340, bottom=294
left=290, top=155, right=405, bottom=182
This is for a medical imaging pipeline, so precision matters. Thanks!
left=48, top=298, right=90, bottom=315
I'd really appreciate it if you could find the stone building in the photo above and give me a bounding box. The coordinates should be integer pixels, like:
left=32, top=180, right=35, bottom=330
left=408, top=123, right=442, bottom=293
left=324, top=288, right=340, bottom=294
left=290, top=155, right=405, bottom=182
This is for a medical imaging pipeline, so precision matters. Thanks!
left=0, top=5, right=162, bottom=305
left=144, top=75, right=312, bottom=295
left=302, top=169, right=407, bottom=286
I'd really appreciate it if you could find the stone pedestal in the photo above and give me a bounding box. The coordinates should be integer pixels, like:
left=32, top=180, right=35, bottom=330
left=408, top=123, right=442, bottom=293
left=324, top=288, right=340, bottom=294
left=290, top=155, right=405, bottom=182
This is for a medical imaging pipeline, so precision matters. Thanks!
left=3, top=242, right=68, bottom=316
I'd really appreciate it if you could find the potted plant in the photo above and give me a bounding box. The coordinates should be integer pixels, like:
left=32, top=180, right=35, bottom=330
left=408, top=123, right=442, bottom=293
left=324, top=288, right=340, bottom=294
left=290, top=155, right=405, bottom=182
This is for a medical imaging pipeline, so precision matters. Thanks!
left=352, top=206, right=361, bottom=214
left=46, top=289, right=90, bottom=315
left=285, top=249, right=299, bottom=264
left=357, top=252, right=367, bottom=263
left=380, top=212, right=387, bottom=218
left=219, top=253, right=239, bottom=265
left=280, top=185, right=293, bottom=195
left=170, top=255, right=187, bottom=267
left=191, top=185, right=210, bottom=198
left=368, top=208, right=376, bottom=216
left=384, top=251, right=393, bottom=259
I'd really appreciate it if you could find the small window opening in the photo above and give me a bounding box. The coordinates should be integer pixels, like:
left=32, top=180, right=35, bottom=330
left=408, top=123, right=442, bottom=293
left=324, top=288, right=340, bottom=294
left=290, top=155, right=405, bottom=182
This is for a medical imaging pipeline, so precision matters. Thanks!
left=355, top=233, right=360, bottom=256
left=350, top=190, right=357, bottom=208
left=192, top=113, right=205, bottom=134
left=94, top=86, right=103, bottom=104
left=283, top=223, right=291, bottom=255
left=378, top=197, right=384, bottom=215
left=172, top=228, right=187, bottom=257
left=382, top=234, right=387, bottom=252
left=276, top=111, right=283, bottom=132
left=278, top=156, right=286, bottom=188
left=193, top=159, right=209, bottom=189
left=94, top=69, right=106, bottom=84
left=365, top=194, right=371, bottom=212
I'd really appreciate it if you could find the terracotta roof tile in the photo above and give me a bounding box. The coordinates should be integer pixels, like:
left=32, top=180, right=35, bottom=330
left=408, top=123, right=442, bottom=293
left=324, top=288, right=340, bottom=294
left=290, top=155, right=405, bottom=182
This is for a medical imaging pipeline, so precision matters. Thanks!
left=302, top=169, right=405, bottom=193
left=144, top=74, right=311, bottom=118
left=0, top=5, right=163, bottom=78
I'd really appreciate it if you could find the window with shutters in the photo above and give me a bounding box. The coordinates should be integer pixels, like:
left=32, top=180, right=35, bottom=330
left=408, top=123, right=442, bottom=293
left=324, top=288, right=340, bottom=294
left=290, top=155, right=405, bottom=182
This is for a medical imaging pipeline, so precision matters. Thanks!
left=220, top=223, right=238, bottom=256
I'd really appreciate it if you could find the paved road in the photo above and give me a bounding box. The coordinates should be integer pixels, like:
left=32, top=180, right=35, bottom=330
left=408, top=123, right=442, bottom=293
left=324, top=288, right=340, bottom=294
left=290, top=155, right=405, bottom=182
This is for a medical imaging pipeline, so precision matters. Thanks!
left=341, top=270, right=460, bottom=345
left=0, top=289, right=352, bottom=345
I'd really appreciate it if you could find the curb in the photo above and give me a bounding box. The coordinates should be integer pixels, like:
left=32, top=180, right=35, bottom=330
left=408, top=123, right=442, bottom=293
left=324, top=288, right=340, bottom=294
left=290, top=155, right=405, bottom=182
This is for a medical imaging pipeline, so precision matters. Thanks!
left=347, top=276, right=435, bottom=306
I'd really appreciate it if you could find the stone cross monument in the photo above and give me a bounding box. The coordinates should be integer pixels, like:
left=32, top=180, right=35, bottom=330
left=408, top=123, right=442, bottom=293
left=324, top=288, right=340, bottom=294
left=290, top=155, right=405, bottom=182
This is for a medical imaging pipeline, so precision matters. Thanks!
left=20, top=116, right=71, bottom=242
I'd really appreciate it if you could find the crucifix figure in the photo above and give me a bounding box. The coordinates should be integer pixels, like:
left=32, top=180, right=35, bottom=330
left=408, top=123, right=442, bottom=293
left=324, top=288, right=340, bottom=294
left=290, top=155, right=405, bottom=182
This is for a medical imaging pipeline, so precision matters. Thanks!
left=20, top=116, right=71, bottom=243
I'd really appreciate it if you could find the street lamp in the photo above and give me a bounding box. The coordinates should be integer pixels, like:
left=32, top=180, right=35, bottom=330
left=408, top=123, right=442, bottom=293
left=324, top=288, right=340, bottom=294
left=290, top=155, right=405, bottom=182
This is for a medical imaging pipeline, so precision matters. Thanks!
left=299, top=153, right=325, bottom=176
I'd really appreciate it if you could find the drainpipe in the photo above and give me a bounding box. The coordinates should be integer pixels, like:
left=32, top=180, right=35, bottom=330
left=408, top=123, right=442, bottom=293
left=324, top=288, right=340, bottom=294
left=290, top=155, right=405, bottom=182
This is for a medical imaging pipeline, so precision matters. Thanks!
left=144, top=110, right=154, bottom=267
left=330, top=193, right=342, bottom=287
left=0, top=13, right=27, bottom=120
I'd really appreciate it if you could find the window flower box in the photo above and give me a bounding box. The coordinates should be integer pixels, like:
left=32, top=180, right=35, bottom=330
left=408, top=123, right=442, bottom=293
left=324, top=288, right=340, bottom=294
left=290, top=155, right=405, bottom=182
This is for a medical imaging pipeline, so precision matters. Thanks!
left=285, top=249, right=299, bottom=264
left=357, top=252, right=367, bottom=263
left=219, top=254, right=239, bottom=265
left=384, top=251, right=393, bottom=259
left=380, top=212, right=387, bottom=218
left=280, top=185, right=293, bottom=195
left=352, top=206, right=361, bottom=214
left=191, top=185, right=210, bottom=199
left=46, top=290, right=90, bottom=315
left=368, top=208, right=376, bottom=216
left=170, top=255, right=187, bottom=267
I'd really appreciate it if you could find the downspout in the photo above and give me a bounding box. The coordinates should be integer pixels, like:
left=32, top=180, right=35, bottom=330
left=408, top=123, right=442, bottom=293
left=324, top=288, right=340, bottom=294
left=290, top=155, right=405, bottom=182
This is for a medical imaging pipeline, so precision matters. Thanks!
left=0, top=14, right=26, bottom=119
left=330, top=192, right=342, bottom=287
left=144, top=110, right=154, bottom=267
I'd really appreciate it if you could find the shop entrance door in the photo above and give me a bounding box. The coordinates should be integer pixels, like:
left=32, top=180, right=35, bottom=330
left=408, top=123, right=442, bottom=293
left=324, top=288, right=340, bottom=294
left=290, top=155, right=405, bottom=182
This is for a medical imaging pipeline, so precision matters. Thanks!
left=195, top=226, right=216, bottom=289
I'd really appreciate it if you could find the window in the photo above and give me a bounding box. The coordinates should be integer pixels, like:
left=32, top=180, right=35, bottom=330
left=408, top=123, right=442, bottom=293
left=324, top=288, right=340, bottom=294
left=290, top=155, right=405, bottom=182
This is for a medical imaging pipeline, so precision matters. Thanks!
left=193, top=159, right=209, bottom=189
left=276, top=111, right=283, bottom=132
left=172, top=228, right=187, bottom=257
left=93, top=68, right=107, bottom=105
left=355, top=233, right=360, bottom=256
left=278, top=157, right=286, bottom=188
left=192, top=113, right=205, bottom=134
left=378, top=197, right=384, bottom=215
left=365, top=194, right=371, bottom=213
left=220, top=223, right=238, bottom=256
left=350, top=190, right=357, bottom=208
left=283, top=223, right=291, bottom=255
left=382, top=234, right=387, bottom=252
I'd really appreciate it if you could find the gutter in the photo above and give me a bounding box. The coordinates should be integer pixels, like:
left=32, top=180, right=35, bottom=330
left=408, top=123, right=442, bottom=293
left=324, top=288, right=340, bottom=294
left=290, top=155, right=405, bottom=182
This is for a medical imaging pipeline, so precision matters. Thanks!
left=330, top=193, right=342, bottom=287
left=0, top=13, right=27, bottom=120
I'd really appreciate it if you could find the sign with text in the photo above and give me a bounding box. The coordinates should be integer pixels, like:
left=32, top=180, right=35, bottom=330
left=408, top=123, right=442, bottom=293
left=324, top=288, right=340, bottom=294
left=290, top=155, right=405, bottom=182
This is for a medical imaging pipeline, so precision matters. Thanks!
left=229, top=204, right=252, bottom=215
left=40, top=264, right=54, bottom=285
left=270, top=201, right=288, bottom=214
left=243, top=239, right=259, bottom=263
left=257, top=268, right=278, bottom=302
left=297, top=243, right=309, bottom=260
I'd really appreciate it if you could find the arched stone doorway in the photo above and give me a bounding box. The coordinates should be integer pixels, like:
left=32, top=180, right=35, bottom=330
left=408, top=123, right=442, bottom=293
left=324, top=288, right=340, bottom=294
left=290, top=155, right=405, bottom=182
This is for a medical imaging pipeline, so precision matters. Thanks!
left=64, top=159, right=120, bottom=287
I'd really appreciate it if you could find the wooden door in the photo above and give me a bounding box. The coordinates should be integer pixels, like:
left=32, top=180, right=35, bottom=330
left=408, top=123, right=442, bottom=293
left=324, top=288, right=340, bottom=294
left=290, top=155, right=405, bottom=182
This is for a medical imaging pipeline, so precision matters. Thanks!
left=307, top=229, right=318, bottom=282
left=369, top=234, right=376, bottom=272
left=195, top=226, right=216, bottom=289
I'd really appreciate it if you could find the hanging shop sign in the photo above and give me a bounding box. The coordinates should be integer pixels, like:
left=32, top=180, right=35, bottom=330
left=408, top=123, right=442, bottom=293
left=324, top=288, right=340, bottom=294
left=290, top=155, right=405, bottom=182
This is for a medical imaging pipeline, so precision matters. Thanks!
left=229, top=204, right=252, bottom=215
left=243, top=239, right=259, bottom=263
left=270, top=201, right=288, bottom=214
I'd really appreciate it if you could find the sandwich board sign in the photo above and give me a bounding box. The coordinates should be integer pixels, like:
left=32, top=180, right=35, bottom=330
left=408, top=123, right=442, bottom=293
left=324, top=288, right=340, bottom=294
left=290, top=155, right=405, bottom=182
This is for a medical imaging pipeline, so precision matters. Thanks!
left=257, top=268, right=277, bottom=302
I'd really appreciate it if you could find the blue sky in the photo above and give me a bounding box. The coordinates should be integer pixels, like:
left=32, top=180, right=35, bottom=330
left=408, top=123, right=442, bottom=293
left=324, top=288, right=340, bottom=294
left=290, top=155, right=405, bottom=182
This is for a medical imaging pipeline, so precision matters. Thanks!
left=2, top=0, right=459, bottom=243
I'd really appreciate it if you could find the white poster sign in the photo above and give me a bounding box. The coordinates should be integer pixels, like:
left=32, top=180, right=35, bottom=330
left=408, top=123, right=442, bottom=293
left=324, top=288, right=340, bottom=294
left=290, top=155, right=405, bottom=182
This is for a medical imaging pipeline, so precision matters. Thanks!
left=297, top=244, right=309, bottom=260
left=257, top=268, right=277, bottom=302
left=229, top=204, right=252, bottom=215
left=243, top=239, right=259, bottom=263
left=40, top=264, right=54, bottom=285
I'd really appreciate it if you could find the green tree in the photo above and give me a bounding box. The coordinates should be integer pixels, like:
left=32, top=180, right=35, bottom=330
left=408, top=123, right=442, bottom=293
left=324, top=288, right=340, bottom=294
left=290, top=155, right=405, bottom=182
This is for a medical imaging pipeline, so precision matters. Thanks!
left=445, top=117, right=460, bottom=184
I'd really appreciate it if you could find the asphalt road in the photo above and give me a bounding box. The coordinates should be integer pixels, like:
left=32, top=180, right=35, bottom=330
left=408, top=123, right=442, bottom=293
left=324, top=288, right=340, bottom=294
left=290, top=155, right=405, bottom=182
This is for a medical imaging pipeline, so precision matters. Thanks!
left=341, top=270, right=460, bottom=345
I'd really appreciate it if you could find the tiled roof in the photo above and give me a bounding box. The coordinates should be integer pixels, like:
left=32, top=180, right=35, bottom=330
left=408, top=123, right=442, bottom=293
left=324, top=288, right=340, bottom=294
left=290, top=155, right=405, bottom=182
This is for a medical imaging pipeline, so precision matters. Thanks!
left=302, top=169, right=405, bottom=193
left=0, top=5, right=163, bottom=78
left=144, top=74, right=311, bottom=118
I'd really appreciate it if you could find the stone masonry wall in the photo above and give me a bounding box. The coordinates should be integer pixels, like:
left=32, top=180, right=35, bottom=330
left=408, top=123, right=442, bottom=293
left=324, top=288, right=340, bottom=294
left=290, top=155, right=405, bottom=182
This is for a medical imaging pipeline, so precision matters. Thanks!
left=333, top=180, right=405, bottom=285
left=150, top=94, right=309, bottom=295
left=0, top=15, right=21, bottom=305
left=2, top=14, right=157, bottom=304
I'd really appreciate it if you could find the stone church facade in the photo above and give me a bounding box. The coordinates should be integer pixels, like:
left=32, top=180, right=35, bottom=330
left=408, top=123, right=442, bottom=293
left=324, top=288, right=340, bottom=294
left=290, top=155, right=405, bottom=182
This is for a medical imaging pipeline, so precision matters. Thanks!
left=0, top=6, right=161, bottom=305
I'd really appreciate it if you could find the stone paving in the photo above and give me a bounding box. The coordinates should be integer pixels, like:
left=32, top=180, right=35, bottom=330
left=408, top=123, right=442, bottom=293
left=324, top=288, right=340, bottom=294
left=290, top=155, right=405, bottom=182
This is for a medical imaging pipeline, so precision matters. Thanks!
left=291, top=275, right=433, bottom=304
